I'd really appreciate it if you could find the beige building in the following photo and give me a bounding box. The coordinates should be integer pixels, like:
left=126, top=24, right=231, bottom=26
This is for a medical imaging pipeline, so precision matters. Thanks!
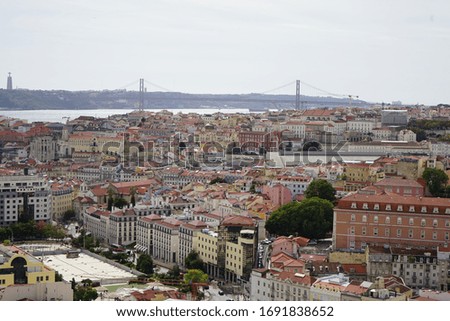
left=178, top=220, right=208, bottom=268
left=194, top=215, right=259, bottom=282
left=51, top=183, right=75, bottom=221
left=29, top=135, right=58, bottom=162
left=152, top=217, right=182, bottom=267
left=136, top=214, right=163, bottom=256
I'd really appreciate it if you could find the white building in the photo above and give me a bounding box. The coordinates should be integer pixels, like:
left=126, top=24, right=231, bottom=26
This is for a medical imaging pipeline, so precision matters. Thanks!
left=269, top=175, right=312, bottom=198
left=0, top=174, right=52, bottom=226
left=310, top=274, right=350, bottom=301
left=250, top=269, right=315, bottom=301
left=152, top=217, right=182, bottom=266
left=280, top=121, right=306, bottom=138
left=347, top=120, right=377, bottom=134
left=397, top=129, right=417, bottom=142
left=136, top=214, right=163, bottom=255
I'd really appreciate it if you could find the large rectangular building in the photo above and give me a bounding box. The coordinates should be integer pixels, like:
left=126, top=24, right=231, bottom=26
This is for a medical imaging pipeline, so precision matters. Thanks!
left=333, top=188, right=450, bottom=251
left=0, top=174, right=52, bottom=226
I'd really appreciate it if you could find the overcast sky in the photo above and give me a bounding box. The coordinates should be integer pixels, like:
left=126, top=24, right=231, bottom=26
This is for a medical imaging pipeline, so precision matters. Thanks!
left=1, top=0, right=449, bottom=105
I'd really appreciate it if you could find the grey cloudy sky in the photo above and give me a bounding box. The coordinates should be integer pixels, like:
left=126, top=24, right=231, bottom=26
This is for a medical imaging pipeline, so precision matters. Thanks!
left=1, top=0, right=449, bottom=105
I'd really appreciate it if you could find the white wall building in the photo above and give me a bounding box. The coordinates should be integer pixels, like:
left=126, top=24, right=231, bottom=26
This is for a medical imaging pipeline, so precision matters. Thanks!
left=0, top=175, right=52, bottom=226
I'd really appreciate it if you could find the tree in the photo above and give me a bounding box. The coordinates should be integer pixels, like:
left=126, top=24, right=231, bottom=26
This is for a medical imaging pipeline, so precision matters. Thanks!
left=130, top=186, right=137, bottom=207
left=136, top=253, right=154, bottom=275
left=168, top=265, right=181, bottom=279
left=184, top=269, right=208, bottom=284
left=113, top=197, right=128, bottom=209
left=107, top=188, right=114, bottom=211
left=422, top=168, right=449, bottom=196
left=304, top=179, right=336, bottom=202
left=74, top=286, right=98, bottom=301
left=185, top=251, right=205, bottom=271
left=210, top=177, right=226, bottom=185
left=265, top=198, right=334, bottom=239
left=62, top=209, right=76, bottom=223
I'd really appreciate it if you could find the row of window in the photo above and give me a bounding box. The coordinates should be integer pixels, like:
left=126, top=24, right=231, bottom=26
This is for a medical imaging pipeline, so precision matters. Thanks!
left=350, top=226, right=450, bottom=240
left=350, top=214, right=450, bottom=227
left=351, top=202, right=449, bottom=214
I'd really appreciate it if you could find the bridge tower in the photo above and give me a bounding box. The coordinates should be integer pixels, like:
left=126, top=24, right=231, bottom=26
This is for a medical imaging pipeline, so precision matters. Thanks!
left=139, top=78, right=145, bottom=110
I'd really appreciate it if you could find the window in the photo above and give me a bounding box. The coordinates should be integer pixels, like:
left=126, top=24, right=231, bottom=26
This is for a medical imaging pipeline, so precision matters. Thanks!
left=397, top=205, right=403, bottom=212
left=350, top=226, right=355, bottom=235
left=397, top=217, right=402, bottom=225
left=385, top=216, right=391, bottom=224
left=362, top=215, right=367, bottom=223
left=385, top=228, right=390, bottom=236
left=433, top=219, right=438, bottom=227
left=374, top=215, right=379, bottom=223
left=446, top=220, right=450, bottom=228
left=433, top=207, right=439, bottom=214
left=421, top=206, right=427, bottom=213
left=409, top=206, right=415, bottom=212
left=373, top=227, right=378, bottom=236
left=421, top=230, right=425, bottom=239
left=409, top=218, right=414, bottom=225
left=421, top=219, right=426, bottom=227
left=446, top=232, right=449, bottom=241
left=351, top=214, right=356, bottom=222
left=351, top=202, right=357, bottom=209
left=445, top=208, right=450, bottom=214
left=397, top=229, right=402, bottom=237
left=408, top=229, right=413, bottom=238
left=433, top=232, right=437, bottom=240
left=363, top=203, right=368, bottom=209
left=374, top=204, right=380, bottom=210
left=386, top=204, right=391, bottom=211
left=362, top=227, right=367, bottom=235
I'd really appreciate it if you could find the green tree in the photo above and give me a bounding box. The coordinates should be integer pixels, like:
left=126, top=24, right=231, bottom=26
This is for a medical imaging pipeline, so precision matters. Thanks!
left=62, top=209, right=76, bottom=222
left=130, top=186, right=137, bottom=207
left=304, top=179, right=336, bottom=202
left=136, top=253, right=154, bottom=275
left=107, top=188, right=114, bottom=211
left=184, top=269, right=208, bottom=284
left=168, top=265, right=181, bottom=279
left=113, top=197, right=128, bottom=209
left=422, top=168, right=448, bottom=196
left=265, top=198, right=334, bottom=239
left=55, top=271, right=64, bottom=282
left=209, top=177, right=226, bottom=185
left=74, top=286, right=98, bottom=301
left=185, top=251, right=205, bottom=271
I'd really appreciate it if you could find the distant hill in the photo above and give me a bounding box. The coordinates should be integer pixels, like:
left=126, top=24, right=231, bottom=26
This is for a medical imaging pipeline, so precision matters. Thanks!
left=0, top=89, right=369, bottom=110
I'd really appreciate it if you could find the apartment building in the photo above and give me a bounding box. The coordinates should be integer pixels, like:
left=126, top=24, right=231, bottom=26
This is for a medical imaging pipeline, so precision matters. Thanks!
left=152, top=217, right=182, bottom=267
left=333, top=187, right=450, bottom=251
left=178, top=220, right=208, bottom=268
left=250, top=268, right=315, bottom=301
left=51, top=182, right=74, bottom=221
left=0, top=174, right=52, bottom=226
left=194, top=215, right=259, bottom=282
left=135, top=214, right=163, bottom=256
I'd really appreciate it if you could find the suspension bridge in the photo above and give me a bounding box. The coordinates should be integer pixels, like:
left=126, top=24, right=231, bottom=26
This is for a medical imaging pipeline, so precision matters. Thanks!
left=116, top=79, right=364, bottom=110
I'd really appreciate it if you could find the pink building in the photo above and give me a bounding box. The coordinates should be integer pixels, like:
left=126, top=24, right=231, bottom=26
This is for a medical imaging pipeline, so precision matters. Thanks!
left=271, top=236, right=310, bottom=258
left=262, top=184, right=292, bottom=206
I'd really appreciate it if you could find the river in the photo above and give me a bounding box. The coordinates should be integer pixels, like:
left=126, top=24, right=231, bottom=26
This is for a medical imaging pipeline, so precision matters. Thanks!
left=0, top=108, right=251, bottom=123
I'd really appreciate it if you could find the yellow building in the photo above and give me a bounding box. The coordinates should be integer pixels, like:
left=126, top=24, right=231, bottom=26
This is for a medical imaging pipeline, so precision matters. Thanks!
left=345, top=163, right=384, bottom=183
left=193, top=215, right=258, bottom=282
left=0, top=245, right=55, bottom=288
left=51, top=182, right=75, bottom=221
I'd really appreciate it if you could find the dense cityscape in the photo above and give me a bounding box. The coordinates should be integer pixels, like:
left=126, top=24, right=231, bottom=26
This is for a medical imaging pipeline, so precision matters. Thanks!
left=1, top=78, right=450, bottom=302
